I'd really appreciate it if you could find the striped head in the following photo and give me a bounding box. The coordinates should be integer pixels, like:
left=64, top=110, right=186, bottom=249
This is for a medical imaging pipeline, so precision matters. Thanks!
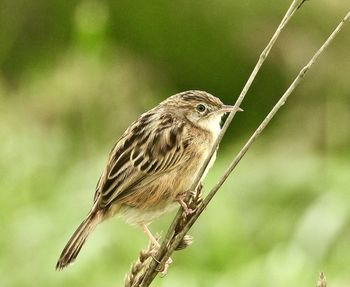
left=161, top=90, right=235, bottom=136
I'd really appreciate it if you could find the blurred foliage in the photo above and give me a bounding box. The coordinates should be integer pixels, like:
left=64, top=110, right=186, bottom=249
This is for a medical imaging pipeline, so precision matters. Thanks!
left=0, top=0, right=349, bottom=286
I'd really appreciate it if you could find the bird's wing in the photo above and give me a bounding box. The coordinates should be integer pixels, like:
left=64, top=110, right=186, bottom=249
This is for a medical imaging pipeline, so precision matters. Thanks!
left=94, top=111, right=192, bottom=209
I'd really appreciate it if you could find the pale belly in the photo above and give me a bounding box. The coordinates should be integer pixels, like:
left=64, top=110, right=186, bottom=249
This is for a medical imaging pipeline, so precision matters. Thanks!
left=118, top=202, right=179, bottom=225
left=117, top=149, right=217, bottom=225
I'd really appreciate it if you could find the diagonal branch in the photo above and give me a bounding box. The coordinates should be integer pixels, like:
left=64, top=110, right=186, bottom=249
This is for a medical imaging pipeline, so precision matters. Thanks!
left=161, top=7, right=350, bottom=254
left=139, top=8, right=350, bottom=287
left=136, top=0, right=306, bottom=286
left=157, top=0, right=305, bottom=251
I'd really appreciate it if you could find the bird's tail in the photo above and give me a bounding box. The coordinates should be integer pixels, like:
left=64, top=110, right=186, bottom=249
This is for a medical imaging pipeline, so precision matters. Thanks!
left=56, top=211, right=101, bottom=270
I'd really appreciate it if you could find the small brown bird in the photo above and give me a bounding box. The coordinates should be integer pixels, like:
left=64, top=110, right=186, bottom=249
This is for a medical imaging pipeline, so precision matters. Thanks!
left=56, top=90, right=238, bottom=270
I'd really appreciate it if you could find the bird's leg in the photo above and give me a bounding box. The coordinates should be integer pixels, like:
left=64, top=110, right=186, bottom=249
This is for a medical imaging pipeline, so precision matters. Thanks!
left=140, top=223, right=160, bottom=248
left=139, top=223, right=172, bottom=275
left=175, top=192, right=195, bottom=216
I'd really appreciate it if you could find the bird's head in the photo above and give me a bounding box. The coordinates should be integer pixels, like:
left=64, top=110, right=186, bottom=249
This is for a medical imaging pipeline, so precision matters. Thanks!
left=163, top=90, right=241, bottom=136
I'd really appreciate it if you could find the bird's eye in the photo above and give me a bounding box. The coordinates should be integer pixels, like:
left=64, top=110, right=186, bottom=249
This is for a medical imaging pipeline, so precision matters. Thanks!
left=196, top=104, right=206, bottom=113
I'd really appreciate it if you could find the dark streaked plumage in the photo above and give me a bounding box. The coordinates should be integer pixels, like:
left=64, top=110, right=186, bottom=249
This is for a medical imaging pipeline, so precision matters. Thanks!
left=56, top=90, right=235, bottom=270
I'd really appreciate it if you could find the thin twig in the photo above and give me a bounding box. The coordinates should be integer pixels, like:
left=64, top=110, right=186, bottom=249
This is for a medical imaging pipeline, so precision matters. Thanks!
left=138, top=0, right=305, bottom=285
left=151, top=9, right=350, bottom=277
left=139, top=7, right=350, bottom=287
left=297, top=0, right=308, bottom=9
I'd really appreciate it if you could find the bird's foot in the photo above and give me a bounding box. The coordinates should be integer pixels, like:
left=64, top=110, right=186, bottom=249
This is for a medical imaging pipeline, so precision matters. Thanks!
left=156, top=256, right=173, bottom=276
left=176, top=193, right=195, bottom=216
left=148, top=248, right=173, bottom=276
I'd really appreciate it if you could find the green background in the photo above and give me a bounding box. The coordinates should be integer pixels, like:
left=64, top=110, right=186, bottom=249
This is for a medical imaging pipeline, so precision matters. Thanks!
left=0, top=0, right=349, bottom=286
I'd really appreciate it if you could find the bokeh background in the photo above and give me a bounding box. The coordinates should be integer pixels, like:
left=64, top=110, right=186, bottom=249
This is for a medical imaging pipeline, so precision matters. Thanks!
left=0, top=0, right=349, bottom=286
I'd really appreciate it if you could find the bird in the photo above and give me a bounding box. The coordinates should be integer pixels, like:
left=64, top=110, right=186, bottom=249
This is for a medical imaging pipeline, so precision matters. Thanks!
left=56, top=90, right=240, bottom=270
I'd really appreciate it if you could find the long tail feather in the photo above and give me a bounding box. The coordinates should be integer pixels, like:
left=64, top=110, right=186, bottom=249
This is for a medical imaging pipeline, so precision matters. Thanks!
left=56, top=211, right=101, bottom=270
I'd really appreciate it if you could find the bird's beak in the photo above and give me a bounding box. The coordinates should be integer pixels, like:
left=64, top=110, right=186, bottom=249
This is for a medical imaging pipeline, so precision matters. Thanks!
left=220, top=105, right=244, bottom=113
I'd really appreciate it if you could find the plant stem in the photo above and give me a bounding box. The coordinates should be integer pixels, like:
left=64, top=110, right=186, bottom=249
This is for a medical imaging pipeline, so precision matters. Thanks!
left=143, top=9, right=350, bottom=286
left=138, top=1, right=306, bottom=286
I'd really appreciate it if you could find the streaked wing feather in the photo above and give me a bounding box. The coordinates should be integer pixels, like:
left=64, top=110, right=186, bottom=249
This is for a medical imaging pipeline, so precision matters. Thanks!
left=95, top=111, right=189, bottom=209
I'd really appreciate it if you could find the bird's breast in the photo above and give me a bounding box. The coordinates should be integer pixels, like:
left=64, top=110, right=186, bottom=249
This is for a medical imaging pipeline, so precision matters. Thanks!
left=117, top=127, right=217, bottom=225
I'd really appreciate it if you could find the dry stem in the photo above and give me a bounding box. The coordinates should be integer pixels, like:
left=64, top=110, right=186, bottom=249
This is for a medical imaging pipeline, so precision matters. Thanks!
left=157, top=11, right=350, bottom=272
left=127, top=4, right=350, bottom=287
left=138, top=1, right=305, bottom=285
